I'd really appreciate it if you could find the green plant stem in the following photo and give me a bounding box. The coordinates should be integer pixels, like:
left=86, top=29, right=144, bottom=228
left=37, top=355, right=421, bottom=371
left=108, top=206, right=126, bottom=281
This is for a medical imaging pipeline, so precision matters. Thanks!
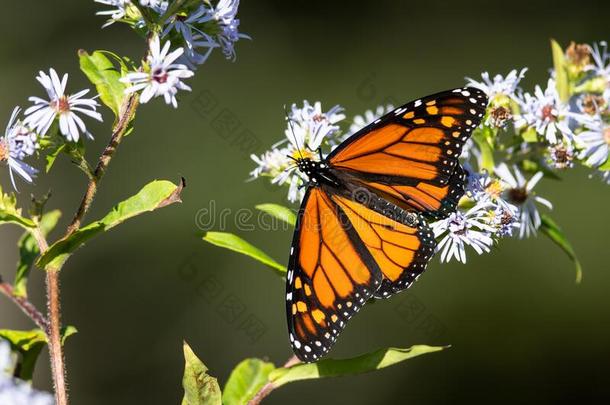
left=43, top=93, right=139, bottom=405
left=45, top=267, right=67, bottom=405
left=248, top=355, right=300, bottom=405
left=65, top=94, right=139, bottom=236
left=0, top=281, right=48, bottom=331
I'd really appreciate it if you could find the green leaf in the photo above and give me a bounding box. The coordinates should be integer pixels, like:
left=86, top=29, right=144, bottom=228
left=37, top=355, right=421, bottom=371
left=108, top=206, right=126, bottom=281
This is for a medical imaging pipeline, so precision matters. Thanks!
left=40, top=125, right=66, bottom=173
left=203, top=232, right=286, bottom=276
left=0, top=185, right=35, bottom=229
left=0, top=327, right=77, bottom=382
left=14, top=210, right=62, bottom=297
left=550, top=39, right=570, bottom=103
left=266, top=346, right=445, bottom=394
left=255, top=203, right=296, bottom=227
left=37, top=179, right=184, bottom=269
left=540, top=214, right=582, bottom=283
left=182, top=342, right=222, bottom=405
left=79, top=50, right=127, bottom=118
left=223, top=358, right=276, bottom=405
left=521, top=126, right=538, bottom=143
left=0, top=329, right=46, bottom=382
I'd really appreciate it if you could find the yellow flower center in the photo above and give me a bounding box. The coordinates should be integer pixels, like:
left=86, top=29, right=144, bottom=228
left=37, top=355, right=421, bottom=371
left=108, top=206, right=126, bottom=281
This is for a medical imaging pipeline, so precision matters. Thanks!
left=291, top=148, right=315, bottom=161
left=485, top=179, right=503, bottom=199
left=0, top=139, right=8, bottom=162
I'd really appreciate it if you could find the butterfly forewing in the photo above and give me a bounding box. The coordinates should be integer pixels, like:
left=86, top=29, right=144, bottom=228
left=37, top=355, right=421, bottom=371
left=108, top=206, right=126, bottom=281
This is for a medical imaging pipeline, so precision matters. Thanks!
left=329, top=87, right=488, bottom=219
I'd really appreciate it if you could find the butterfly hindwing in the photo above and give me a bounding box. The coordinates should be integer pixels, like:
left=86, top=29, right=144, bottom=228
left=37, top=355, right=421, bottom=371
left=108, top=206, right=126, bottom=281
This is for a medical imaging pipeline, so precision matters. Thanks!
left=329, top=87, right=487, bottom=219
left=329, top=192, right=436, bottom=299
left=286, top=188, right=382, bottom=362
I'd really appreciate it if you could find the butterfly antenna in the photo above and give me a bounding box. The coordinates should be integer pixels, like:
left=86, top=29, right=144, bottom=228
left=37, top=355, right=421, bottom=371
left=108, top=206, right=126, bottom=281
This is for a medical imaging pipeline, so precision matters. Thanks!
left=284, top=104, right=304, bottom=160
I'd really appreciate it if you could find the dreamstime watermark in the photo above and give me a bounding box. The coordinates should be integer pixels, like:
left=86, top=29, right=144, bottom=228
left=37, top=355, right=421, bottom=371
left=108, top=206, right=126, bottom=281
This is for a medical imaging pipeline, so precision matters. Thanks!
left=356, top=72, right=400, bottom=107
left=195, top=188, right=419, bottom=232
left=393, top=293, right=448, bottom=341
left=177, top=254, right=268, bottom=343
left=190, top=88, right=264, bottom=160
left=195, top=200, right=295, bottom=231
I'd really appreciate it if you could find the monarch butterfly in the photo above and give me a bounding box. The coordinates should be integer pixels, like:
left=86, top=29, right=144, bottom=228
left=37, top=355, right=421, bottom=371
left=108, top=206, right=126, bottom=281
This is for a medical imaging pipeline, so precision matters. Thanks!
left=285, top=87, right=488, bottom=362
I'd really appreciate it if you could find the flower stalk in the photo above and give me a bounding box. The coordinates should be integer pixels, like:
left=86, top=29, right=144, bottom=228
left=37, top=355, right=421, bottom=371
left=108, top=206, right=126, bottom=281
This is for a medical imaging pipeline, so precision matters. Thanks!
left=0, top=281, right=48, bottom=331
left=65, top=93, right=139, bottom=236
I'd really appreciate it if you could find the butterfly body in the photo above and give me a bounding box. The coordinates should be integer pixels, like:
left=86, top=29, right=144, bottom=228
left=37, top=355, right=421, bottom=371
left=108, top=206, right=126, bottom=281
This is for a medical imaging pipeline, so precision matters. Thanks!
left=286, top=88, right=488, bottom=362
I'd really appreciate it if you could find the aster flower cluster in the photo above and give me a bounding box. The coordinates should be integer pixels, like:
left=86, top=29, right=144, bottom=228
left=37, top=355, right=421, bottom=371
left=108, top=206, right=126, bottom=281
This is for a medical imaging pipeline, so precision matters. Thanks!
left=96, top=0, right=248, bottom=66
left=1, top=69, right=102, bottom=189
left=251, top=40, right=607, bottom=267
left=100, top=0, right=248, bottom=107
left=250, top=101, right=345, bottom=202
left=2, top=1, right=249, bottom=190
left=438, top=40, right=609, bottom=264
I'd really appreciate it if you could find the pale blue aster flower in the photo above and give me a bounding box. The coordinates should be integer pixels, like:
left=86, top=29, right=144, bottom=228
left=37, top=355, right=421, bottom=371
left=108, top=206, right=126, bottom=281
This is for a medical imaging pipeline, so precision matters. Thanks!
left=162, top=4, right=219, bottom=67
left=95, top=0, right=130, bottom=27
left=250, top=101, right=345, bottom=202
left=1, top=107, right=39, bottom=190
left=286, top=100, right=345, bottom=152
left=464, top=165, right=516, bottom=213
left=432, top=203, right=496, bottom=264
left=466, top=68, right=527, bottom=101
left=514, top=78, right=591, bottom=144
left=140, top=0, right=168, bottom=14
left=122, top=35, right=194, bottom=108
left=206, top=0, right=250, bottom=61
left=24, top=68, right=102, bottom=142
left=576, top=118, right=610, bottom=167
left=489, top=205, right=520, bottom=237
left=586, top=41, right=609, bottom=79
left=495, top=163, right=552, bottom=239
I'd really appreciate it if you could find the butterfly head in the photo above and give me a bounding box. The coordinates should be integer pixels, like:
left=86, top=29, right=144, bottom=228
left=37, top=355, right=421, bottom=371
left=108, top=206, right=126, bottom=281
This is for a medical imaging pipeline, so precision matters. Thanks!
left=291, top=155, right=339, bottom=188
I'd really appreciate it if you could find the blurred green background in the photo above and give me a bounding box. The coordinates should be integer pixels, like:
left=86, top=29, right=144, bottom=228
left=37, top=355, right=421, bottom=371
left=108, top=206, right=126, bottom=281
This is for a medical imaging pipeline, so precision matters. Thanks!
left=1, top=0, right=609, bottom=403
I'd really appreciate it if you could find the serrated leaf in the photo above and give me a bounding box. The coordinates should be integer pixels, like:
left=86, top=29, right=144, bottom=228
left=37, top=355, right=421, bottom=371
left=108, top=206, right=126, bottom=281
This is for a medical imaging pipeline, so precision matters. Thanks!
left=14, top=210, right=62, bottom=297
left=0, top=185, right=35, bottom=229
left=269, top=345, right=446, bottom=389
left=203, top=232, right=286, bottom=276
left=540, top=214, right=582, bottom=283
left=255, top=203, right=296, bottom=227
left=37, top=179, right=183, bottom=269
left=551, top=39, right=570, bottom=103
left=79, top=50, right=127, bottom=118
left=0, top=327, right=76, bottom=382
left=222, top=358, right=276, bottom=405
left=182, top=342, right=222, bottom=405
